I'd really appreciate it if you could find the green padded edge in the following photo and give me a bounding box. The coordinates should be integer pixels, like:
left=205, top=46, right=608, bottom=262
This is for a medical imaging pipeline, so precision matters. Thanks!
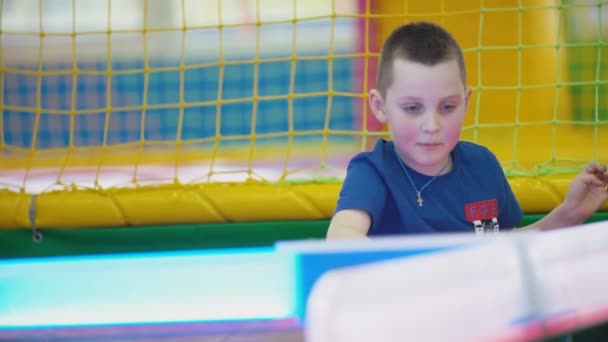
left=0, top=220, right=329, bottom=259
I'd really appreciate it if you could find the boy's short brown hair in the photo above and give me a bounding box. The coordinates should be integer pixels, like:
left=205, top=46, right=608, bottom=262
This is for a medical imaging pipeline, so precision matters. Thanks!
left=376, top=21, right=466, bottom=96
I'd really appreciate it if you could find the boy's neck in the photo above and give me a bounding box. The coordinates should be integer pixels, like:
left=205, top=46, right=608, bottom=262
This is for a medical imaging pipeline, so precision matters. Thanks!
left=394, top=147, right=453, bottom=177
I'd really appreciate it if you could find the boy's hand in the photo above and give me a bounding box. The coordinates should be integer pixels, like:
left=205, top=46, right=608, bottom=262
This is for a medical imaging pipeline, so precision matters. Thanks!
left=561, top=163, right=608, bottom=223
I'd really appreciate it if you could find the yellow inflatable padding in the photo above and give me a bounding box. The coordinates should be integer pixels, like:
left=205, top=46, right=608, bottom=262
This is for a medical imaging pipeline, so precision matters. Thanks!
left=0, top=189, right=31, bottom=228
left=1, top=175, right=607, bottom=229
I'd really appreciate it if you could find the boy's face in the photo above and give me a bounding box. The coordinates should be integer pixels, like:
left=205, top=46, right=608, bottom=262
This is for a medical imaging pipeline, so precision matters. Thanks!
left=369, top=58, right=471, bottom=176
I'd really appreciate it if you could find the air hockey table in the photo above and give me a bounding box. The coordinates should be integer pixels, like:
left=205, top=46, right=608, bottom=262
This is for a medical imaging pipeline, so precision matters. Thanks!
left=2, top=223, right=608, bottom=342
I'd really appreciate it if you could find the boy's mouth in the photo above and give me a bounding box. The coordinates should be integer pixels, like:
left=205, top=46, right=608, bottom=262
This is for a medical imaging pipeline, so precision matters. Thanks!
left=417, top=142, right=443, bottom=147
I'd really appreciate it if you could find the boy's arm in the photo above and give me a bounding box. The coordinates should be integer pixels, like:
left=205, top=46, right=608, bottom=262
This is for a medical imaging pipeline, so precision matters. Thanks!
left=326, top=209, right=372, bottom=240
left=519, top=163, right=608, bottom=232
left=518, top=203, right=584, bottom=232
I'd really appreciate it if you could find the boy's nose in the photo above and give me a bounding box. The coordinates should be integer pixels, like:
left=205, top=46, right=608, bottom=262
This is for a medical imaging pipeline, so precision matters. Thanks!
left=421, top=113, right=441, bottom=132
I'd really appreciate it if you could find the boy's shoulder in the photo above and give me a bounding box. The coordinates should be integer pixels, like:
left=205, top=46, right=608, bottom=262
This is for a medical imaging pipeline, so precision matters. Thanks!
left=455, top=140, right=494, bottom=157
left=453, top=140, right=502, bottom=169
left=343, top=139, right=394, bottom=176
left=351, top=138, right=393, bottom=163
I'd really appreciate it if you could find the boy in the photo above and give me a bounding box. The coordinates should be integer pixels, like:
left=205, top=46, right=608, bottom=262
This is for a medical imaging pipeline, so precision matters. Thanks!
left=327, top=22, right=608, bottom=239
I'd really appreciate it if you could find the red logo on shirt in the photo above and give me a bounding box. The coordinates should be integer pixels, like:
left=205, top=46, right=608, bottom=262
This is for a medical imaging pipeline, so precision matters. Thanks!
left=465, top=199, right=498, bottom=222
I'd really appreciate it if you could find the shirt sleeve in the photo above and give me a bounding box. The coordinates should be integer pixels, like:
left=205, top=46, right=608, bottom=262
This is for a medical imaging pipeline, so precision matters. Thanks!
left=334, top=156, right=387, bottom=227
left=491, top=154, right=523, bottom=229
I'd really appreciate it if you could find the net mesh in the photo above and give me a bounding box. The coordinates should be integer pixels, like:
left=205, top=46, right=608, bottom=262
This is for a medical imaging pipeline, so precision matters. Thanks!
left=1, top=0, right=607, bottom=228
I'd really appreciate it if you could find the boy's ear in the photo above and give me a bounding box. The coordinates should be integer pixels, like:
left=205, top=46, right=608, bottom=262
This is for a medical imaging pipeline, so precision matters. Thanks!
left=464, top=86, right=473, bottom=111
left=369, top=89, right=387, bottom=123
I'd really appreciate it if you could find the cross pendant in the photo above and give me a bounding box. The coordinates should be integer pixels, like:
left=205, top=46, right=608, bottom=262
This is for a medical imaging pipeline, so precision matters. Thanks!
left=416, top=191, right=423, bottom=207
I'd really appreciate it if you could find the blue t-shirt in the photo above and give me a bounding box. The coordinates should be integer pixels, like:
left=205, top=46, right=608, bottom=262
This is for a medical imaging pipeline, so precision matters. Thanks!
left=335, top=139, right=523, bottom=236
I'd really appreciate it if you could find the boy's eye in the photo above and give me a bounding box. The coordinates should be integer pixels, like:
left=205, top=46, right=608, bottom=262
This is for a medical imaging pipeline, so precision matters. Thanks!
left=441, top=104, right=457, bottom=113
left=401, top=104, right=422, bottom=114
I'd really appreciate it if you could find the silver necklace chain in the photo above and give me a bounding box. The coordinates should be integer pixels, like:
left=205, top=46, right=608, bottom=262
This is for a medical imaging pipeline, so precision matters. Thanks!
left=394, top=146, right=451, bottom=207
